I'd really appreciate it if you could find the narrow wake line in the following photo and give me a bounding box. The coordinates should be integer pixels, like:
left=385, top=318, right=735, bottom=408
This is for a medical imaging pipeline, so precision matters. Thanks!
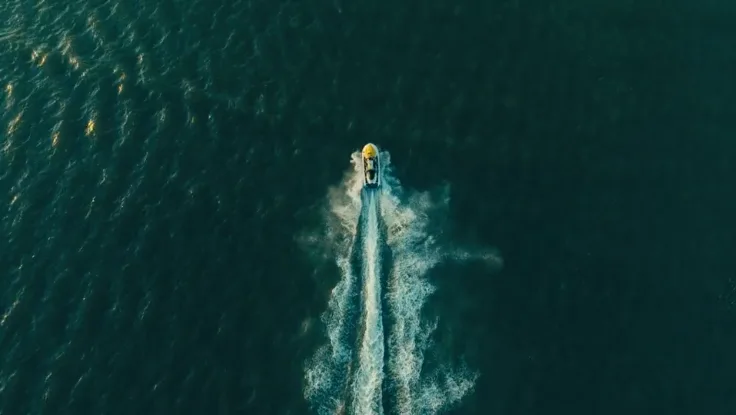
left=353, top=190, right=384, bottom=415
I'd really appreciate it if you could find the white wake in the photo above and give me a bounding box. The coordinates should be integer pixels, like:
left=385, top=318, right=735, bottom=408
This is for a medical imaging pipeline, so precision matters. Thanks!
left=302, top=153, right=364, bottom=415
left=303, top=149, right=501, bottom=415
left=352, top=189, right=384, bottom=415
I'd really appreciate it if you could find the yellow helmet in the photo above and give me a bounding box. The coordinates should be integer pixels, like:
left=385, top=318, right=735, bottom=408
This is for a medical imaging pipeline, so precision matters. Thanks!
left=362, top=143, right=377, bottom=158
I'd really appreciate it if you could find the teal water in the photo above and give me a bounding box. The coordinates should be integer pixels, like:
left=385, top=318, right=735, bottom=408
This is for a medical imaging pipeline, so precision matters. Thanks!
left=1, top=0, right=736, bottom=414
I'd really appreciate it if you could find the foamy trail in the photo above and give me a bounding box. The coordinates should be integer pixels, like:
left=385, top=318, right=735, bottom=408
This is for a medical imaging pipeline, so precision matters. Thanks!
left=303, top=153, right=364, bottom=415
left=378, top=150, right=501, bottom=414
left=304, top=149, right=501, bottom=415
left=352, top=189, right=384, bottom=415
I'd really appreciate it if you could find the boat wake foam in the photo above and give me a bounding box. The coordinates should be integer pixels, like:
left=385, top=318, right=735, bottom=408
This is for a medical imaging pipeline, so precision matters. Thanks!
left=302, top=149, right=502, bottom=415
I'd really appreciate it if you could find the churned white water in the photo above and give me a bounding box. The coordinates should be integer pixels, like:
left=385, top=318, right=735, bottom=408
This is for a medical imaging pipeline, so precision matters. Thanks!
left=304, top=149, right=502, bottom=415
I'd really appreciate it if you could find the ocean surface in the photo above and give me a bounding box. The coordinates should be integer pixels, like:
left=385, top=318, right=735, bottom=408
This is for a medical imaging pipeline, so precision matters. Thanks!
left=1, top=0, right=736, bottom=414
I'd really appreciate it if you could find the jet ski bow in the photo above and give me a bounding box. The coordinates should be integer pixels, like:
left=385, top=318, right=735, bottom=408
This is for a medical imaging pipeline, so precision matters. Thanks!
left=361, top=143, right=381, bottom=188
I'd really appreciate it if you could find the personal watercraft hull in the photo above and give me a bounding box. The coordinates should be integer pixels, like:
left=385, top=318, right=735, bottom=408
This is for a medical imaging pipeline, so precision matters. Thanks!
left=361, top=143, right=380, bottom=188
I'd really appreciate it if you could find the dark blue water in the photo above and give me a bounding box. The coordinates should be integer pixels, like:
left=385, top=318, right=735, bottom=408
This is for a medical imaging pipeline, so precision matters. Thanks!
left=1, top=0, right=736, bottom=414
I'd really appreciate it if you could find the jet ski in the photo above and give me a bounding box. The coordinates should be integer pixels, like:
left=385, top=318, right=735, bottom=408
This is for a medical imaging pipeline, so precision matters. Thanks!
left=361, top=143, right=381, bottom=188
